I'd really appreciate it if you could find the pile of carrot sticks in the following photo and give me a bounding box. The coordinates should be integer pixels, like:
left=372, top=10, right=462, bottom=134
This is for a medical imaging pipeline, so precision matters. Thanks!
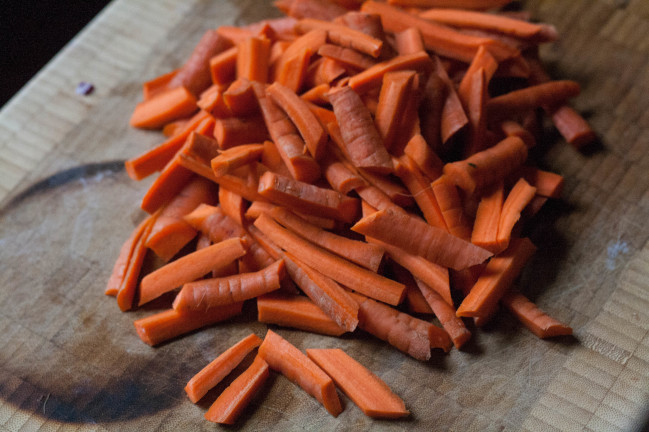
left=106, top=0, right=592, bottom=424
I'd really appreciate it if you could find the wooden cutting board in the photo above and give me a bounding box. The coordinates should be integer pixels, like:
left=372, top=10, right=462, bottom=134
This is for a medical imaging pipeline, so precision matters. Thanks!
left=1, top=0, right=648, bottom=430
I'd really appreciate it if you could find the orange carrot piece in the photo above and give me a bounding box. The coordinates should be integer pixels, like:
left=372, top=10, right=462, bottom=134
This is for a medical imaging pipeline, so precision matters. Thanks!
left=357, top=168, right=414, bottom=208
left=254, top=213, right=405, bottom=305
left=270, top=206, right=384, bottom=272
left=258, top=171, right=359, bottom=223
left=177, top=132, right=221, bottom=183
left=433, top=56, right=469, bottom=144
left=209, top=46, right=238, bottom=86
left=471, top=181, right=504, bottom=253
left=245, top=200, right=336, bottom=230
left=462, top=67, right=488, bottom=156
left=138, top=237, right=247, bottom=306
left=403, top=134, right=443, bottom=181
left=258, top=329, right=343, bottom=416
left=306, top=57, right=347, bottom=88
left=499, top=120, right=536, bottom=148
left=355, top=184, right=400, bottom=212
left=443, top=136, right=528, bottom=196
left=146, top=177, right=217, bottom=262
left=362, top=1, right=519, bottom=63
left=387, top=0, right=513, bottom=9
left=348, top=51, right=433, bottom=94
left=223, top=78, right=259, bottom=117
left=391, top=263, right=434, bottom=315
left=130, top=86, right=198, bottom=130
left=395, top=27, right=425, bottom=55
left=218, top=187, right=247, bottom=227
left=333, top=10, right=387, bottom=41
left=519, top=166, right=564, bottom=199
left=143, top=69, right=179, bottom=101
left=185, top=333, right=262, bottom=403
left=547, top=105, right=597, bottom=150
left=196, top=84, right=231, bottom=118
left=213, top=115, right=269, bottom=149
left=457, top=45, right=498, bottom=109
left=321, top=151, right=366, bottom=194
left=237, top=36, right=272, bottom=83
left=307, top=348, right=409, bottom=418
left=352, top=208, right=492, bottom=270
left=196, top=232, right=212, bottom=251
left=261, top=139, right=293, bottom=178
left=496, top=178, right=536, bottom=251
left=204, top=355, right=269, bottom=425
left=431, top=175, right=473, bottom=241
left=300, top=83, right=331, bottom=105
left=283, top=0, right=347, bottom=21
left=217, top=26, right=254, bottom=45
left=133, top=303, right=243, bottom=346
left=213, top=162, right=268, bottom=203
left=173, top=259, right=285, bottom=311
left=374, top=70, right=417, bottom=152
left=168, top=30, right=231, bottom=96
left=211, top=144, right=265, bottom=176
left=140, top=164, right=195, bottom=216
left=501, top=291, right=572, bottom=339
left=162, top=118, right=189, bottom=138
left=328, top=86, right=394, bottom=174
left=317, top=44, right=377, bottom=71
left=418, top=73, right=446, bottom=155
left=296, top=18, right=384, bottom=58
left=257, top=293, right=346, bottom=336
left=456, top=237, right=537, bottom=319
left=414, top=279, right=471, bottom=349
left=266, top=82, right=328, bottom=160
left=275, top=29, right=327, bottom=91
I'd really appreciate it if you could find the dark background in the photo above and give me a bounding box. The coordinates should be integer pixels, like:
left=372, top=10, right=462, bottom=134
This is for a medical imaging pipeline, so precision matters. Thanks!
left=1, top=0, right=111, bottom=108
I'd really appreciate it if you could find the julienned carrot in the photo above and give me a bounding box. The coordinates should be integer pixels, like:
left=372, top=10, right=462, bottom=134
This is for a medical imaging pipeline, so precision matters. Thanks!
left=462, top=67, right=488, bottom=156
left=258, top=170, right=359, bottom=223
left=430, top=175, right=473, bottom=241
left=197, top=84, right=231, bottom=118
left=138, top=237, right=247, bottom=306
left=270, top=206, right=384, bottom=272
left=328, top=86, right=394, bottom=174
left=443, top=136, right=528, bottom=196
left=145, top=177, right=217, bottom=262
left=456, top=237, right=537, bottom=320
left=306, top=348, right=409, bottom=419
left=168, top=30, right=231, bottom=96
left=130, top=86, right=198, bottom=130
left=223, top=78, right=259, bottom=117
left=471, top=181, right=504, bottom=253
left=177, top=132, right=221, bottom=182
left=213, top=162, right=268, bottom=203
left=209, top=46, right=238, bottom=86
left=499, top=120, right=536, bottom=148
left=374, top=70, right=417, bottom=152
left=218, top=187, right=247, bottom=227
left=185, top=333, right=263, bottom=403
left=245, top=200, right=336, bottom=229
left=333, top=10, right=387, bottom=41
left=211, top=143, right=265, bottom=177
left=403, top=134, right=443, bottom=181
left=275, top=29, right=327, bottom=92
left=519, top=166, right=564, bottom=199
left=418, top=73, right=446, bottom=154
left=547, top=104, right=597, bottom=150
left=261, top=139, right=293, bottom=178
left=281, top=0, right=347, bottom=21
left=433, top=56, right=469, bottom=144
left=296, top=18, right=384, bottom=58
left=172, top=259, right=285, bottom=311
left=352, top=208, right=492, bottom=270
left=254, top=213, right=405, bottom=305
left=266, top=82, right=328, bottom=160
left=457, top=45, right=497, bottom=108
left=355, top=184, right=400, bottom=212
left=133, top=302, right=243, bottom=346
left=387, top=0, right=513, bottom=10
left=300, top=83, right=331, bottom=105
left=213, top=115, right=269, bottom=150
left=359, top=170, right=413, bottom=209
left=257, top=293, right=346, bottom=336
left=258, top=329, right=343, bottom=416
left=501, top=291, right=573, bottom=339
left=237, top=36, right=271, bottom=83
left=394, top=27, right=425, bottom=55
left=204, top=355, right=269, bottom=425
left=317, top=44, right=377, bottom=71
left=348, top=51, right=433, bottom=94
left=143, top=69, right=179, bottom=101
left=321, top=151, right=366, bottom=194
left=414, top=279, right=471, bottom=349
left=496, top=178, right=536, bottom=251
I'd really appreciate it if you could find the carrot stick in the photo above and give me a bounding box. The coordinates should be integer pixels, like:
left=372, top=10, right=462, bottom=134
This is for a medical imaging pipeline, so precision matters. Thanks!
left=217, top=26, right=254, bottom=45
left=211, top=143, right=265, bottom=176
left=433, top=56, right=469, bottom=144
left=457, top=45, right=498, bottom=108
left=258, top=329, right=343, bottom=416
left=177, top=136, right=220, bottom=183
left=471, top=181, right=504, bottom=253
left=209, top=46, right=238, bottom=86
left=218, top=187, right=247, bottom=227
left=431, top=175, right=473, bottom=241
left=143, top=69, right=179, bottom=101
left=173, top=259, right=286, bottom=311
left=283, top=0, right=347, bottom=21
left=499, top=120, right=536, bottom=148
left=133, top=302, right=243, bottom=346
left=395, top=27, right=425, bottom=55
left=501, top=291, right=572, bottom=339
left=321, top=151, right=366, bottom=194
left=387, top=0, right=513, bottom=10
left=456, top=237, right=537, bottom=319
left=306, top=348, right=409, bottom=418
left=328, top=86, right=394, bottom=174
left=237, top=36, right=271, bottom=83
left=266, top=82, right=328, bottom=160
left=547, top=104, right=596, bottom=150
left=296, top=18, right=384, bottom=58
left=300, top=83, right=331, bottom=105
left=496, top=177, right=536, bottom=251
left=355, top=184, right=400, bottom=212
left=213, top=161, right=268, bottom=202
left=146, top=177, right=217, bottom=262
left=270, top=206, right=384, bottom=272
left=258, top=171, right=359, bottom=223
left=418, top=73, right=446, bottom=155
left=214, top=116, right=268, bottom=150
left=138, top=237, right=247, bottom=306
left=414, top=279, right=471, bottom=349
left=254, top=213, right=405, bottom=305
left=374, top=70, right=417, bottom=152
left=245, top=200, right=336, bottom=229
left=333, top=10, right=387, bottom=41
left=317, top=44, right=377, bottom=71
left=222, top=78, right=259, bottom=117
left=196, top=84, right=231, bottom=118
left=140, top=164, right=195, bottom=216
left=204, top=355, right=269, bottom=425
left=185, top=333, right=263, bottom=403
left=347, top=51, right=433, bottom=94
left=168, top=30, right=231, bottom=96
left=403, top=134, right=443, bottom=181
left=442, top=136, right=528, bottom=196
left=462, top=67, right=488, bottom=156
left=275, top=29, right=327, bottom=91
left=129, top=86, right=198, bottom=130
left=259, top=139, right=291, bottom=178
left=519, top=166, right=564, bottom=199
left=257, top=293, right=346, bottom=336
left=352, top=208, right=492, bottom=270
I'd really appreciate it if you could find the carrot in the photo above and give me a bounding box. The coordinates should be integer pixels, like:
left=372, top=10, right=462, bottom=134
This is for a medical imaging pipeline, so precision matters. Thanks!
left=259, top=139, right=291, bottom=178
left=328, top=86, right=394, bottom=174
left=548, top=105, right=596, bottom=149
left=222, top=78, right=258, bottom=116
left=442, top=135, right=528, bottom=196
left=403, top=133, right=443, bottom=181
left=275, top=29, right=327, bottom=92
left=177, top=134, right=220, bottom=183
left=321, top=150, right=366, bottom=194
left=245, top=200, right=336, bottom=229
left=457, top=45, right=498, bottom=107
left=257, top=293, right=346, bottom=336
left=266, top=82, right=328, bottom=160
left=431, top=175, right=473, bottom=241
left=254, top=213, right=405, bottom=305
left=138, top=237, right=247, bottom=306
left=333, top=11, right=387, bottom=42
left=145, top=177, right=217, bottom=262
left=258, top=171, right=359, bottom=223
left=282, top=0, right=347, bottom=21
left=217, top=26, right=255, bottom=45
left=471, top=181, right=504, bottom=253
left=129, top=86, right=198, bottom=130
left=501, top=291, right=572, bottom=339
left=167, top=30, right=231, bottom=96
left=211, top=143, right=265, bottom=177
left=519, top=166, right=564, bottom=199
left=204, top=355, right=269, bottom=425
left=356, top=168, right=413, bottom=208
left=185, top=333, right=262, bottom=403
left=433, top=56, right=469, bottom=144
left=296, top=18, right=384, bottom=58
left=394, top=155, right=447, bottom=228
left=348, top=51, right=433, bottom=94
left=258, top=329, right=343, bottom=416
left=196, top=84, right=231, bottom=118
left=133, top=302, right=243, bottom=346
left=213, top=162, right=268, bottom=203
left=218, top=187, right=247, bottom=227
left=456, top=237, right=537, bottom=320
left=374, top=70, right=417, bottom=152
left=499, top=120, right=535, bottom=148
left=414, top=279, right=471, bottom=349
left=142, top=68, right=179, bottom=101
left=355, top=184, right=400, bottom=212
left=162, top=118, right=189, bottom=137
left=496, top=177, right=536, bottom=251
left=212, top=116, right=268, bottom=150
left=461, top=67, right=488, bottom=156
left=317, top=43, right=377, bottom=72
left=270, top=206, right=384, bottom=272
left=353, top=207, right=492, bottom=270
left=172, top=259, right=286, bottom=311
left=237, top=36, right=272, bottom=83
left=209, top=46, right=238, bottom=86
left=306, top=348, right=409, bottom=418
left=394, top=27, right=425, bottom=55
left=418, top=73, right=446, bottom=155
left=387, top=0, right=513, bottom=10
left=300, top=83, right=331, bottom=105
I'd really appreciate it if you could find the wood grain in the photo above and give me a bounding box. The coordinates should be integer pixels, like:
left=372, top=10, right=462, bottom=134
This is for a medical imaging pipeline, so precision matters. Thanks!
left=0, top=0, right=648, bottom=431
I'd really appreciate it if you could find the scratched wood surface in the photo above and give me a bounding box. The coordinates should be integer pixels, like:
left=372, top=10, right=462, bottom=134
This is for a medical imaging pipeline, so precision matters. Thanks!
left=0, top=0, right=648, bottom=431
